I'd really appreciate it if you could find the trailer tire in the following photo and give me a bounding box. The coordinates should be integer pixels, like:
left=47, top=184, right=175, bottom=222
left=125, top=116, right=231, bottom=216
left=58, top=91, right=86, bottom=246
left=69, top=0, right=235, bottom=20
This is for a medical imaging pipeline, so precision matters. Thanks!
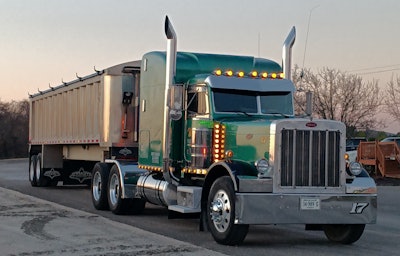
left=323, top=224, right=365, bottom=244
left=91, top=163, right=110, bottom=210
left=207, top=176, right=249, bottom=245
left=35, top=153, right=50, bottom=187
left=107, top=165, right=130, bottom=215
left=29, top=155, right=38, bottom=187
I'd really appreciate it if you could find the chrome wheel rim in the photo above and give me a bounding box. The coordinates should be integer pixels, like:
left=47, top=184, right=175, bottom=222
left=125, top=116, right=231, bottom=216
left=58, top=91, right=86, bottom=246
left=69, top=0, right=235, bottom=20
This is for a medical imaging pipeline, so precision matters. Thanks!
left=109, top=173, right=119, bottom=206
left=92, top=172, right=102, bottom=201
left=210, top=189, right=231, bottom=233
left=35, top=156, right=41, bottom=180
left=29, top=158, right=35, bottom=181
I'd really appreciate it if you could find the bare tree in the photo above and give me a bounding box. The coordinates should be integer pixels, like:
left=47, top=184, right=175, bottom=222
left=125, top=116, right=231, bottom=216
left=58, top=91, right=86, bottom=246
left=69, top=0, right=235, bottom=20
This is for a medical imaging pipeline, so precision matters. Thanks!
left=0, top=99, right=29, bottom=159
left=292, top=66, right=382, bottom=136
left=385, top=76, right=400, bottom=124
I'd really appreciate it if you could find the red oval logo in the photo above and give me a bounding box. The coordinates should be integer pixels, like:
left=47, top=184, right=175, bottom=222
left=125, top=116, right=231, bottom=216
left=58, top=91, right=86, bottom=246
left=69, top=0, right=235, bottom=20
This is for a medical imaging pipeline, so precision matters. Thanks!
left=306, top=122, right=317, bottom=127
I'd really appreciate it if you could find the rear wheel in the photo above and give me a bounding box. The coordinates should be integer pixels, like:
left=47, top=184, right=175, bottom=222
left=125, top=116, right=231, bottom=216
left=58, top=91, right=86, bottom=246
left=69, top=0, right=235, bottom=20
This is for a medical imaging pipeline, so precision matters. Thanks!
left=207, top=176, right=249, bottom=245
left=29, top=155, right=37, bottom=187
left=324, top=224, right=365, bottom=244
left=107, top=165, right=145, bottom=215
left=91, top=163, right=110, bottom=210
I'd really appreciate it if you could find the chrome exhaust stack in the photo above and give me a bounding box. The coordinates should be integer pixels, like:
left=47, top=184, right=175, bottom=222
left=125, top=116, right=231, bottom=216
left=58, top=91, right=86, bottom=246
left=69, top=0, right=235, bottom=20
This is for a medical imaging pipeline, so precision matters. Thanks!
left=162, top=16, right=181, bottom=184
left=282, top=26, right=296, bottom=81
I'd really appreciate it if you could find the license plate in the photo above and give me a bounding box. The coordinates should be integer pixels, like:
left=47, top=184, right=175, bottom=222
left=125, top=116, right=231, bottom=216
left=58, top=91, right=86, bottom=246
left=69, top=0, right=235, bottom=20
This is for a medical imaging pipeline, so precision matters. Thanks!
left=300, top=198, right=320, bottom=210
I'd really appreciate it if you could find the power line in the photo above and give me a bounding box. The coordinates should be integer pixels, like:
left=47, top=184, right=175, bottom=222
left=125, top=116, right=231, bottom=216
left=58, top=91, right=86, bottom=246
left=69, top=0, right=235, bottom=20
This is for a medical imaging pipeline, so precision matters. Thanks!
left=353, top=67, right=400, bottom=75
left=348, top=64, right=400, bottom=73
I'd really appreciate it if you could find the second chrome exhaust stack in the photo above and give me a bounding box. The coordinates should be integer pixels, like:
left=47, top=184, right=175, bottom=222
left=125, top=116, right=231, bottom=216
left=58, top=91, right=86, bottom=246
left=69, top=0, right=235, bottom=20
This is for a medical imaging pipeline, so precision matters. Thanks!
left=282, top=26, right=296, bottom=81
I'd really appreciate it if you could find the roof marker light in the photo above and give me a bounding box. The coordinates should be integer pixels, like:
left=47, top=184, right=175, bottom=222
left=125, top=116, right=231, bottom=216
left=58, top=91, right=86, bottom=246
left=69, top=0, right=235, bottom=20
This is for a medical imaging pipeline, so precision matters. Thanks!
left=260, top=72, right=268, bottom=79
left=279, top=72, right=285, bottom=79
left=214, top=69, right=222, bottom=76
left=271, top=73, right=277, bottom=79
left=225, top=70, right=233, bottom=76
left=250, top=71, right=258, bottom=78
left=237, top=71, right=245, bottom=77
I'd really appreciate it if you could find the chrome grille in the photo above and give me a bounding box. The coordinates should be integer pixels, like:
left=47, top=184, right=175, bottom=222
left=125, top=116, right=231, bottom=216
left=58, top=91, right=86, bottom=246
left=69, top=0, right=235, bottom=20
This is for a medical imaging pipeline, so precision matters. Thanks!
left=280, top=129, right=340, bottom=187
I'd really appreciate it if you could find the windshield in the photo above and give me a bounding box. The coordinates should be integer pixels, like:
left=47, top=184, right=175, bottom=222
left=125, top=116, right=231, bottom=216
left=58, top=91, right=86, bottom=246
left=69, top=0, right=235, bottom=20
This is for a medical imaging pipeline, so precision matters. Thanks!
left=212, top=89, right=293, bottom=115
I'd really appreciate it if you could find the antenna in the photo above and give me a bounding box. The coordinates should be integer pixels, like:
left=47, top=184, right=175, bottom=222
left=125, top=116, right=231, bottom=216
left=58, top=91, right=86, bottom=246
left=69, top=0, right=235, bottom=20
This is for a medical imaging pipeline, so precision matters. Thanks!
left=301, top=5, right=320, bottom=78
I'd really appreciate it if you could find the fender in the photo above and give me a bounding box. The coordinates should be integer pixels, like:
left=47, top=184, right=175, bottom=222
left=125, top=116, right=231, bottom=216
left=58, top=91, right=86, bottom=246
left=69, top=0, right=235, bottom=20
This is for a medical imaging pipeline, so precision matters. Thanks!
left=105, top=159, right=147, bottom=199
left=206, top=160, right=258, bottom=191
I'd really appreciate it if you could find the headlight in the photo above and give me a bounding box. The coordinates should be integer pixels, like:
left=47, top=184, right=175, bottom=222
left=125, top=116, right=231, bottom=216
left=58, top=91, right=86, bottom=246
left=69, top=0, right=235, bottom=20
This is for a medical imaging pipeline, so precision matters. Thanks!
left=348, top=162, right=363, bottom=176
left=255, top=159, right=272, bottom=178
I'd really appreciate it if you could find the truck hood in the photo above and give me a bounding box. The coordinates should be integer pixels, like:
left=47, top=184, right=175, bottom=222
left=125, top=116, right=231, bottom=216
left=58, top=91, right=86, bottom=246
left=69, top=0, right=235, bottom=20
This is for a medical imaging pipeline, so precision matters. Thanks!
left=220, top=118, right=276, bottom=163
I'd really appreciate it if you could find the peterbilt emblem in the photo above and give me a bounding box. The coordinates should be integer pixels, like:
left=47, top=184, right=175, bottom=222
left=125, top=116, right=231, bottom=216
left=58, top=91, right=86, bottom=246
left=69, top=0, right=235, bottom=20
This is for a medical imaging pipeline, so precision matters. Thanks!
left=44, top=168, right=61, bottom=179
left=69, top=168, right=91, bottom=183
left=350, top=202, right=369, bottom=214
left=306, top=122, right=317, bottom=127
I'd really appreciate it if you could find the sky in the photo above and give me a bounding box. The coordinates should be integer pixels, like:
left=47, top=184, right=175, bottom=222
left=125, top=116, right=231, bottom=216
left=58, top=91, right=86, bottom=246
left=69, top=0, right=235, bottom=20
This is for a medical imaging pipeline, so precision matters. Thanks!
left=1, top=0, right=399, bottom=132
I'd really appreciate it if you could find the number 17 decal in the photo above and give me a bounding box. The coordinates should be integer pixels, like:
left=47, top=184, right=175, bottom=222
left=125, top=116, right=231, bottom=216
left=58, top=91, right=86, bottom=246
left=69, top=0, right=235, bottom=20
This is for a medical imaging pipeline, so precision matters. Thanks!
left=350, top=202, right=369, bottom=214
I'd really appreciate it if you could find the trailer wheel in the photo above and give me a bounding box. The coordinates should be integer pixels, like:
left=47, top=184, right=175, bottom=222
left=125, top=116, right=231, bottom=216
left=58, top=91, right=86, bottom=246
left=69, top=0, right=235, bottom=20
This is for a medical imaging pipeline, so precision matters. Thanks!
left=35, top=154, right=49, bottom=187
left=29, top=155, right=38, bottom=187
left=324, top=224, right=365, bottom=244
left=207, top=176, right=249, bottom=245
left=91, top=163, right=110, bottom=210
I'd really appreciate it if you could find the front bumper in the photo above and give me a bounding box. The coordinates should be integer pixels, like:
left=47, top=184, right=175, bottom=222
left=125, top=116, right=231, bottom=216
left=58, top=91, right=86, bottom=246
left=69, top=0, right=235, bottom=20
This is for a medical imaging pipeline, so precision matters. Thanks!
left=235, top=193, right=377, bottom=225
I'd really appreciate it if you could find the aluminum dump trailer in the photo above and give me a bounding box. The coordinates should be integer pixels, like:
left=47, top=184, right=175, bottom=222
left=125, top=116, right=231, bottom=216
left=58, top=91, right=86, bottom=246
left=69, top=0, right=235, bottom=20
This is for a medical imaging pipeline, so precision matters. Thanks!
left=28, top=61, right=141, bottom=186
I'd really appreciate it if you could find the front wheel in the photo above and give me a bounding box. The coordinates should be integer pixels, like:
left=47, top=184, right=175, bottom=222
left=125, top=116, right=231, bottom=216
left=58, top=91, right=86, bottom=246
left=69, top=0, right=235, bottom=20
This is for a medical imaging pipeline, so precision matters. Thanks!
left=207, top=176, right=249, bottom=245
left=324, top=224, right=366, bottom=244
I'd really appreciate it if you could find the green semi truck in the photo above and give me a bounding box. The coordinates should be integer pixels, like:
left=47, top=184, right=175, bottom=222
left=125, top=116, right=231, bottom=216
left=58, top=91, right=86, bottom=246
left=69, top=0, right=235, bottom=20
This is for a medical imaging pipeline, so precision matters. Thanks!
left=29, top=17, right=376, bottom=245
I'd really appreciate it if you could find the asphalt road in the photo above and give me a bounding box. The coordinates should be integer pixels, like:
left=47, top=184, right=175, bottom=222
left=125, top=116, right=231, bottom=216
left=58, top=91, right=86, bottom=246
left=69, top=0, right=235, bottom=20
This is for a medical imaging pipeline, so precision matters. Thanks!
left=1, top=159, right=400, bottom=256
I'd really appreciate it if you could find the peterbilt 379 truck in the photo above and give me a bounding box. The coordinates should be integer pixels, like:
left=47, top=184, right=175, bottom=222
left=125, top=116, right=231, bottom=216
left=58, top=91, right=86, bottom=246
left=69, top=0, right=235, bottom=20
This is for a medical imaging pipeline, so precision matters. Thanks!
left=28, top=17, right=377, bottom=245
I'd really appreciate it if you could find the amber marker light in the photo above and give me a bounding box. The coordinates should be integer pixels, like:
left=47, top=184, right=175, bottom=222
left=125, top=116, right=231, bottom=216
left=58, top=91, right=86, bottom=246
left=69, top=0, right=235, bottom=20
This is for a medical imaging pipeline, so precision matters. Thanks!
left=271, top=73, right=277, bottom=79
left=225, top=70, right=233, bottom=76
left=279, top=72, right=285, bottom=79
left=250, top=71, right=258, bottom=78
left=225, top=150, right=234, bottom=158
left=213, top=123, right=226, bottom=162
left=237, top=71, right=245, bottom=78
left=260, top=72, right=268, bottom=79
left=214, top=69, right=222, bottom=76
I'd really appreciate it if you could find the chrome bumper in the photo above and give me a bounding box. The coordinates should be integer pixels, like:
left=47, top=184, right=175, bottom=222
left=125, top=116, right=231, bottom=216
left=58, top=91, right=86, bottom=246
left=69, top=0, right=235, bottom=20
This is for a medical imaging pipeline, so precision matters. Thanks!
left=235, top=193, right=377, bottom=225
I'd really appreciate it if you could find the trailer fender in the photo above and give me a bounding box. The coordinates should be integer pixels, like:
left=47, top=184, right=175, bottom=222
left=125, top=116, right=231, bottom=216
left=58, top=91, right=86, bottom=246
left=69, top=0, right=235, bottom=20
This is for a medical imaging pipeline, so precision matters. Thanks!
left=105, top=160, right=147, bottom=199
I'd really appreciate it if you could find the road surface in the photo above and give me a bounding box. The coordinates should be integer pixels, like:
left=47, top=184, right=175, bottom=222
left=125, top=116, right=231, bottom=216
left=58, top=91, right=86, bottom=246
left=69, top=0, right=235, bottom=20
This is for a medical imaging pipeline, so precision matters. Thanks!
left=1, top=159, right=399, bottom=256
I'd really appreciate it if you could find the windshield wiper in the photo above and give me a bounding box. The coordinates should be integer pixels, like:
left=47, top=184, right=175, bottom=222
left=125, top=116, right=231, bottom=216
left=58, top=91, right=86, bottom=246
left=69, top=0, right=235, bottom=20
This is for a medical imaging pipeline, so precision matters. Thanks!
left=265, top=112, right=290, bottom=118
left=235, top=111, right=252, bottom=116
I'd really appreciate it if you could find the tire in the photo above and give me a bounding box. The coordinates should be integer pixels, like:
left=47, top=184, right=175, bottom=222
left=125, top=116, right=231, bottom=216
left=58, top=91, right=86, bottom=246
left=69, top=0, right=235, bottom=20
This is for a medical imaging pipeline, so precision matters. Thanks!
left=324, top=224, right=366, bottom=244
left=107, top=165, right=146, bottom=215
left=35, top=153, right=49, bottom=187
left=91, top=163, right=110, bottom=210
left=29, top=155, right=38, bottom=187
left=207, top=176, right=249, bottom=245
